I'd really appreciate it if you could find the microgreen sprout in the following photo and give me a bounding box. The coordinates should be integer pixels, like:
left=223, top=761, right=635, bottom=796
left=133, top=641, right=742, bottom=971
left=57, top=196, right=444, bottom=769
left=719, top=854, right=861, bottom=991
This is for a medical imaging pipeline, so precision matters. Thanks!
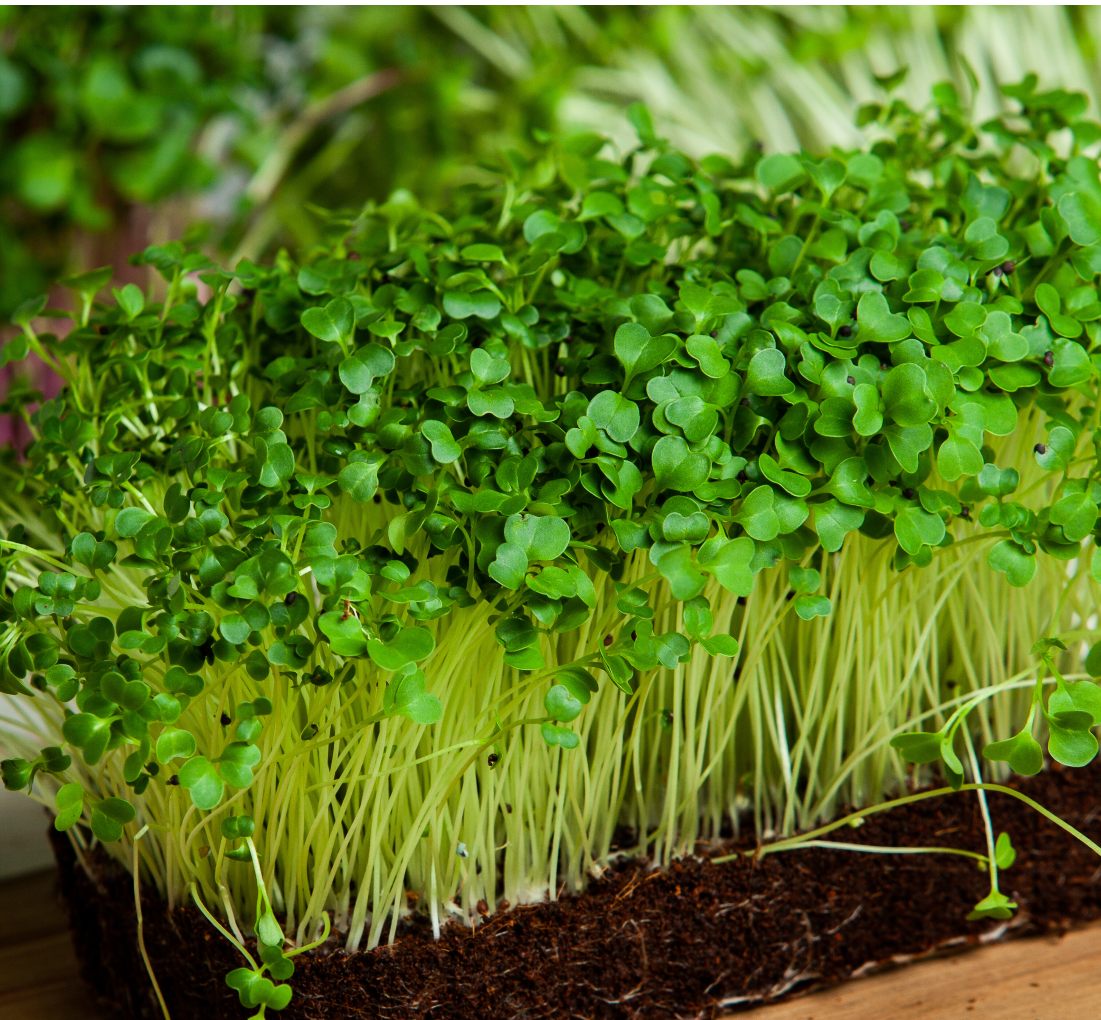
left=5, top=78, right=1101, bottom=1011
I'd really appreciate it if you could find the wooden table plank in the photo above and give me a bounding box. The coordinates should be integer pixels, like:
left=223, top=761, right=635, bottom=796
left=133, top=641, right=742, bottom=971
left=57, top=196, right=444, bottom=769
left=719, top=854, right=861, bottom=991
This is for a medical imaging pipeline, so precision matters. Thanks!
left=0, top=932, right=105, bottom=1020
left=0, top=871, right=71, bottom=950
left=742, top=924, right=1101, bottom=1019
left=0, top=872, right=108, bottom=1020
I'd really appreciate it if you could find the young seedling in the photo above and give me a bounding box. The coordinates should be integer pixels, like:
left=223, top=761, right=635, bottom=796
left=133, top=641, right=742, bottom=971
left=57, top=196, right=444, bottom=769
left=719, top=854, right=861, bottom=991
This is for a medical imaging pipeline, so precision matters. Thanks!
left=3, top=78, right=1101, bottom=1011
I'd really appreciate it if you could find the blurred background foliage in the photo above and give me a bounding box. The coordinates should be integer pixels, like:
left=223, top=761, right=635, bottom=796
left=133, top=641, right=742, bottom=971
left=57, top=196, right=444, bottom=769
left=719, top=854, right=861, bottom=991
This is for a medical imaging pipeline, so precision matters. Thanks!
left=4, top=4, right=1101, bottom=317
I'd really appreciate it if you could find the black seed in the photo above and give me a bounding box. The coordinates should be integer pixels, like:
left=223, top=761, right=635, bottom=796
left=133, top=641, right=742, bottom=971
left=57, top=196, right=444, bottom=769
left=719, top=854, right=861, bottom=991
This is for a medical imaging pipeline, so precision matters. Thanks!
left=991, top=265, right=1004, bottom=278
left=838, top=325, right=853, bottom=338
left=1000, top=260, right=1016, bottom=275
left=220, top=713, right=231, bottom=726
left=487, top=753, right=499, bottom=768
left=846, top=375, right=856, bottom=385
left=1043, top=350, right=1054, bottom=367
left=372, top=494, right=382, bottom=504
left=960, top=506, right=971, bottom=519
left=603, top=634, right=613, bottom=647
left=167, top=775, right=179, bottom=786
left=902, top=487, right=916, bottom=500
left=1035, top=443, right=1047, bottom=455
left=785, top=591, right=795, bottom=602
left=284, top=591, right=299, bottom=606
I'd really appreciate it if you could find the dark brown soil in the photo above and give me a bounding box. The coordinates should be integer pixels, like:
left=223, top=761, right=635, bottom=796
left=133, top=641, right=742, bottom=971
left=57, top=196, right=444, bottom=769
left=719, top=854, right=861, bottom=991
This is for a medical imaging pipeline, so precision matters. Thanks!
left=53, top=764, right=1101, bottom=1019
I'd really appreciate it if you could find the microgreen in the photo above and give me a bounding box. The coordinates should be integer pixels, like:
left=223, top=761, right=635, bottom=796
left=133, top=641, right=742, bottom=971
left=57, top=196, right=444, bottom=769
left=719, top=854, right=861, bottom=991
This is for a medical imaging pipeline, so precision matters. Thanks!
left=0, top=8, right=286, bottom=317
left=6, top=79, right=1101, bottom=1012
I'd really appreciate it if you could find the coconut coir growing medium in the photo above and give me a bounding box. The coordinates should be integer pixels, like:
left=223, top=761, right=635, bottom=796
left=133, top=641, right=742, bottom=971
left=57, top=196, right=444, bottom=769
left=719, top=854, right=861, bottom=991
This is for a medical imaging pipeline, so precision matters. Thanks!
left=54, top=764, right=1101, bottom=1019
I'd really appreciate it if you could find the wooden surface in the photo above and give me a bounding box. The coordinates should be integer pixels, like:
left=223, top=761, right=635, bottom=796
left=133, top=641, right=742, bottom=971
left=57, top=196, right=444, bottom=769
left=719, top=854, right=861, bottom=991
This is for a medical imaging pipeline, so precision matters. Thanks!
left=0, top=869, right=1096, bottom=1019
left=0, top=870, right=106, bottom=1019
left=745, top=927, right=1101, bottom=1019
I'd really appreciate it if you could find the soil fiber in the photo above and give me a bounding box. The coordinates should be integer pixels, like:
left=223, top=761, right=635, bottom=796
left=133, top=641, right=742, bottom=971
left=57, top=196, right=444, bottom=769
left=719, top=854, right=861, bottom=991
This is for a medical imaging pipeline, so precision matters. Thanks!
left=53, top=764, right=1101, bottom=1019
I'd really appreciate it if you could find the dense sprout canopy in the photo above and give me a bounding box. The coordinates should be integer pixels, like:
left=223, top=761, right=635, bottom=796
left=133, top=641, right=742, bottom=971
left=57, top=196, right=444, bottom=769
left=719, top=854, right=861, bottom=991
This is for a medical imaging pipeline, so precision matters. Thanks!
left=4, top=79, right=1101, bottom=792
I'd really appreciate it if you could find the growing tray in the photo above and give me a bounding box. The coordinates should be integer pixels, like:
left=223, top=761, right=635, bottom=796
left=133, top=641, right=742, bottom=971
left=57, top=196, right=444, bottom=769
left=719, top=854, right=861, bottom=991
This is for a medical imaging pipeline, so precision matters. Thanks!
left=53, top=764, right=1101, bottom=1019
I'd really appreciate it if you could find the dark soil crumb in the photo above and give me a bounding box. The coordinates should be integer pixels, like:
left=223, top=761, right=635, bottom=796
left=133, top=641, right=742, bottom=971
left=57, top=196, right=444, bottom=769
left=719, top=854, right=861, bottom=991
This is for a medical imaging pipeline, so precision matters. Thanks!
left=54, top=764, right=1101, bottom=1019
